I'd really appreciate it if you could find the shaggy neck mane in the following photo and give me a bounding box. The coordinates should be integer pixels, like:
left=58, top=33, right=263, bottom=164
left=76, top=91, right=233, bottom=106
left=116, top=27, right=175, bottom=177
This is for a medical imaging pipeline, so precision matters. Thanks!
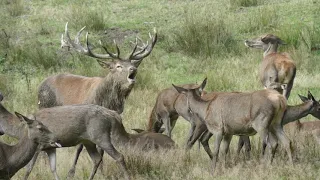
left=92, top=75, right=133, bottom=114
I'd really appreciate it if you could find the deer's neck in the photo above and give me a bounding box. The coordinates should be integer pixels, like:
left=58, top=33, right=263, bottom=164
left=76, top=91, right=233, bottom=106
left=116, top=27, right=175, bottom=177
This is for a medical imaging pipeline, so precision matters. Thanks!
left=189, top=95, right=211, bottom=122
left=263, top=43, right=278, bottom=57
left=3, top=131, right=39, bottom=177
left=0, top=104, right=25, bottom=138
left=282, top=101, right=313, bottom=125
left=92, top=75, right=133, bottom=114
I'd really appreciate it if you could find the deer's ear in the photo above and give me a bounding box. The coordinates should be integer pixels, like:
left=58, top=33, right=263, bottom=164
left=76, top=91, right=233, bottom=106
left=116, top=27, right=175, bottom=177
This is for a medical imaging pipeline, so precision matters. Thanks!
left=15, top=112, right=33, bottom=124
left=308, top=91, right=316, bottom=101
left=96, top=59, right=113, bottom=69
left=172, top=84, right=187, bottom=94
left=298, top=94, right=308, bottom=102
left=199, top=78, right=207, bottom=93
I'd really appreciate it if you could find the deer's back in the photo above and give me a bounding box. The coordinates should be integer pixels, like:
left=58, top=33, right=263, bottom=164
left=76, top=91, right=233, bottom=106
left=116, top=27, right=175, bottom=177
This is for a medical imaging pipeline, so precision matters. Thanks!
left=131, top=132, right=175, bottom=150
left=205, top=89, right=285, bottom=134
left=34, top=104, right=120, bottom=147
left=38, top=74, right=103, bottom=108
left=260, top=53, right=296, bottom=84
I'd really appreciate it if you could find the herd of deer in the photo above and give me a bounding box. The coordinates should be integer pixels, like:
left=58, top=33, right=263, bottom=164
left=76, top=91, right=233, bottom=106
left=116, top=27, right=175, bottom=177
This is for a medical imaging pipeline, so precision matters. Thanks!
left=0, top=22, right=319, bottom=180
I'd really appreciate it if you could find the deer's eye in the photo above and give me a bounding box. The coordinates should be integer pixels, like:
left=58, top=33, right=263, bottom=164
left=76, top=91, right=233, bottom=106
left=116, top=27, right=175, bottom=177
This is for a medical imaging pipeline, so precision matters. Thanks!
left=116, top=65, right=122, bottom=69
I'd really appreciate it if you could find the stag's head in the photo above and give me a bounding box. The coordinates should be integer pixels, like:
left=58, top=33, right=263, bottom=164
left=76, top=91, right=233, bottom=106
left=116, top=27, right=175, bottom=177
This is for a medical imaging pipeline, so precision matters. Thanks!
left=15, top=112, right=61, bottom=149
left=244, top=34, right=286, bottom=52
left=61, top=22, right=157, bottom=89
left=298, top=91, right=320, bottom=120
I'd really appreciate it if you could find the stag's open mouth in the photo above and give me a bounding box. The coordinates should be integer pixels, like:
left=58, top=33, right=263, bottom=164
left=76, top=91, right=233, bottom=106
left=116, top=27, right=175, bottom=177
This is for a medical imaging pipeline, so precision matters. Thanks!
left=127, top=71, right=137, bottom=84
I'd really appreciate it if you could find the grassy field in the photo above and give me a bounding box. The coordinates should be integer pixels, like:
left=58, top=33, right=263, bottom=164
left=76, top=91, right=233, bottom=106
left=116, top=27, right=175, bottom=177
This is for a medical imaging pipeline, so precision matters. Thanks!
left=0, top=0, right=319, bottom=179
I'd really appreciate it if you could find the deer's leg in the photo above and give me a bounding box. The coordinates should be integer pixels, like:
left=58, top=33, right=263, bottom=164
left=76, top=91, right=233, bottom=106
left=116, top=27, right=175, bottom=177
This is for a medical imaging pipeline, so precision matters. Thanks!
left=45, top=148, right=60, bottom=180
left=67, top=144, right=83, bottom=178
left=273, top=126, right=293, bottom=165
left=97, top=146, right=105, bottom=175
left=220, top=134, right=233, bottom=168
left=23, top=150, right=40, bottom=180
left=186, top=122, right=207, bottom=150
left=200, top=130, right=213, bottom=159
left=267, top=131, right=278, bottom=164
left=95, top=132, right=130, bottom=180
left=211, top=130, right=223, bottom=175
left=237, top=136, right=251, bottom=160
left=185, top=121, right=196, bottom=148
left=163, top=115, right=172, bottom=138
left=83, top=143, right=103, bottom=180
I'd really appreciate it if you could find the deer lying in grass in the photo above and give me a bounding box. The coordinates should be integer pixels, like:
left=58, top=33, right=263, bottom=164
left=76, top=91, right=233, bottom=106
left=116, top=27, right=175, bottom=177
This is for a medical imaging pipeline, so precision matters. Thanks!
left=0, top=112, right=61, bottom=179
left=173, top=78, right=292, bottom=174
left=39, top=22, right=157, bottom=177
left=0, top=99, right=174, bottom=180
left=245, top=34, right=296, bottom=99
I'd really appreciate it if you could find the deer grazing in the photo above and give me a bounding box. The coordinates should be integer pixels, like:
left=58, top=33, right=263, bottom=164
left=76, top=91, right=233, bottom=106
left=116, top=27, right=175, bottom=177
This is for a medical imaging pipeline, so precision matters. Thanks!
left=147, top=83, right=201, bottom=140
left=38, top=22, right=157, bottom=177
left=245, top=34, right=296, bottom=99
left=0, top=112, right=61, bottom=180
left=0, top=98, right=174, bottom=180
left=173, top=78, right=292, bottom=174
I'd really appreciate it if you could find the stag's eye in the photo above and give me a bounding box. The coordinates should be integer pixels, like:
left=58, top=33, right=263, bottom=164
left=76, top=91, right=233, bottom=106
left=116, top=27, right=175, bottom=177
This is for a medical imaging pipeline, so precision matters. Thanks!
left=116, top=65, right=123, bottom=69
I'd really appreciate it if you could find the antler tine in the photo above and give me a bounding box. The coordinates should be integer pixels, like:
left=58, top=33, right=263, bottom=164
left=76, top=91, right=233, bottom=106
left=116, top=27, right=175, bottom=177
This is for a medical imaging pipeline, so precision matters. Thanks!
left=129, top=28, right=157, bottom=60
left=100, top=40, right=121, bottom=59
left=74, top=26, right=86, bottom=45
left=62, top=22, right=113, bottom=59
left=128, top=38, right=138, bottom=59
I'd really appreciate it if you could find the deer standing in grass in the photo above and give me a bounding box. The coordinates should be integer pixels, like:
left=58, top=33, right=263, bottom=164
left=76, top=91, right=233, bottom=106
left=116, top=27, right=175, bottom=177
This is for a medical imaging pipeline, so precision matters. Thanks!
left=245, top=34, right=296, bottom=99
left=0, top=97, right=174, bottom=180
left=195, top=91, right=320, bottom=159
left=173, top=78, right=292, bottom=174
left=38, top=22, right=157, bottom=177
left=0, top=111, right=61, bottom=180
left=145, top=84, right=252, bottom=156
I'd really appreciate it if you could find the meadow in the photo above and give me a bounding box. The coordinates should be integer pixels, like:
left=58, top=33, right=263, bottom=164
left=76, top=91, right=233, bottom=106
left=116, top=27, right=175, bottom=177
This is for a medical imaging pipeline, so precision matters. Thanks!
left=0, top=0, right=319, bottom=179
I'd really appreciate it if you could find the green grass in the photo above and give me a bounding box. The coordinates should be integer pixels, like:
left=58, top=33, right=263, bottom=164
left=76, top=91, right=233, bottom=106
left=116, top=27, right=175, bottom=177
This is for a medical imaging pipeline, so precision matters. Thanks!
left=0, top=0, right=319, bottom=179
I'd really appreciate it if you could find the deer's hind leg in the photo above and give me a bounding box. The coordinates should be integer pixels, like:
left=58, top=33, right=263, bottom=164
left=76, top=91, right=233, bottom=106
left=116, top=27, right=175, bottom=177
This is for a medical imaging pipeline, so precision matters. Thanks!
left=83, top=142, right=103, bottom=180
left=67, top=144, right=84, bottom=178
left=94, top=131, right=130, bottom=180
left=45, top=148, right=60, bottom=180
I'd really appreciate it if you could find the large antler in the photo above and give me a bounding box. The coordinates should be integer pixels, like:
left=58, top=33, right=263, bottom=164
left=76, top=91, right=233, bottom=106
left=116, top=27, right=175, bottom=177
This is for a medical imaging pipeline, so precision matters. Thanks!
left=128, top=28, right=157, bottom=60
left=61, top=22, right=120, bottom=59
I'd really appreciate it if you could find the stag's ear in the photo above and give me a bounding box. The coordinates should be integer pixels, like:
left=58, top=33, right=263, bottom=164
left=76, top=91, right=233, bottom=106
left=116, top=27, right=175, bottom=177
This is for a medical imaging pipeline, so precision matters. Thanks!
left=172, top=84, right=187, bottom=94
left=15, top=112, right=33, bottom=124
left=198, top=78, right=207, bottom=93
left=308, top=91, right=316, bottom=101
left=96, top=59, right=113, bottom=69
left=131, top=60, right=143, bottom=67
left=298, top=94, right=308, bottom=102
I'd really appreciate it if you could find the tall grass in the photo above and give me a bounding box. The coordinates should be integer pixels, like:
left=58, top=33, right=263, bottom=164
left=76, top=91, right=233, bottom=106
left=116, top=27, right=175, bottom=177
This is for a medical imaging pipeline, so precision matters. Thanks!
left=0, top=0, right=319, bottom=179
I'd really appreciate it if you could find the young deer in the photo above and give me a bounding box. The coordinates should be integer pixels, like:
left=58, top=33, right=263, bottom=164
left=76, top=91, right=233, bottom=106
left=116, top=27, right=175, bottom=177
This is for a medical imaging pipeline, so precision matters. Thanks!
left=0, top=112, right=60, bottom=179
left=245, top=34, right=296, bottom=99
left=173, top=78, right=291, bottom=174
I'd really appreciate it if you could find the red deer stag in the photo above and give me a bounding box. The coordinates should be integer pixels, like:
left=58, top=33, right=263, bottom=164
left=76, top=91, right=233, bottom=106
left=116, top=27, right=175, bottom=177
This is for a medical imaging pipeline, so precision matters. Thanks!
left=0, top=97, right=174, bottom=180
left=173, top=78, right=292, bottom=174
left=38, top=22, right=157, bottom=177
left=245, top=34, right=296, bottom=99
left=0, top=112, right=61, bottom=179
